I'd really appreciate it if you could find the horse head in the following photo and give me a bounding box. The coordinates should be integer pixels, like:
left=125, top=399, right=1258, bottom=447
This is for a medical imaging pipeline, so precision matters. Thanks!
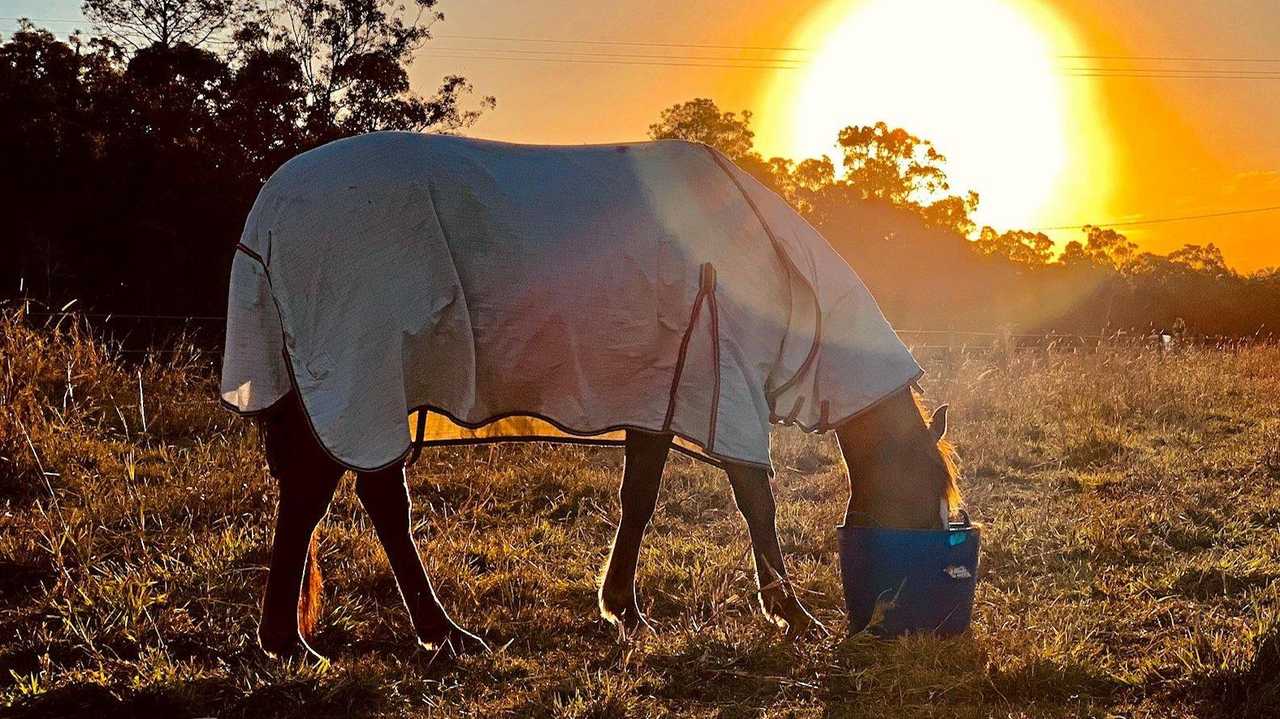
left=835, top=388, right=961, bottom=530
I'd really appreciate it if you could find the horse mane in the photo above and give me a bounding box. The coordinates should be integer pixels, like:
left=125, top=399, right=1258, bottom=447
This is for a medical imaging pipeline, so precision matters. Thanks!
left=910, top=390, right=963, bottom=512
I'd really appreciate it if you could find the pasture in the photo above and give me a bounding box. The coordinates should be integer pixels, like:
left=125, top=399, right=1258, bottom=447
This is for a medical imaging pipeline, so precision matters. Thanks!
left=1, top=312, right=1277, bottom=718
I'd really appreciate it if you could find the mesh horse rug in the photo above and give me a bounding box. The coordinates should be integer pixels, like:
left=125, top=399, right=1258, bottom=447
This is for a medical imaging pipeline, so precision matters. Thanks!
left=220, top=132, right=922, bottom=471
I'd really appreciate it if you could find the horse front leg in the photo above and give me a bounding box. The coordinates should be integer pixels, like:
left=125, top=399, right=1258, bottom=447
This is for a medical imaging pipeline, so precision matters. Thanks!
left=354, top=464, right=487, bottom=655
left=599, top=430, right=672, bottom=633
left=725, top=463, right=826, bottom=640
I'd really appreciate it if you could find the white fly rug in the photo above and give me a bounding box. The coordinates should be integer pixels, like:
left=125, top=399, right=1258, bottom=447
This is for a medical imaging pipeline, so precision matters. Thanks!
left=221, top=132, right=922, bottom=472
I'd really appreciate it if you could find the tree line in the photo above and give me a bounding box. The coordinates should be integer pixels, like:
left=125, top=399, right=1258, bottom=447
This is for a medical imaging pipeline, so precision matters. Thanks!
left=3, top=5, right=1276, bottom=337
left=2, top=0, right=492, bottom=318
left=649, top=99, right=1280, bottom=338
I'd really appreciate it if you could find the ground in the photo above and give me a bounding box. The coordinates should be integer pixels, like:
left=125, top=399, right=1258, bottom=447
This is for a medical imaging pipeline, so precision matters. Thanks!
left=1, top=313, right=1278, bottom=718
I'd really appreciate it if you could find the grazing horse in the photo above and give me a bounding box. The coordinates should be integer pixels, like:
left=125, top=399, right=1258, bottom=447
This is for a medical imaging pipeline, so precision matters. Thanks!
left=222, top=132, right=961, bottom=659
left=254, top=386, right=958, bottom=660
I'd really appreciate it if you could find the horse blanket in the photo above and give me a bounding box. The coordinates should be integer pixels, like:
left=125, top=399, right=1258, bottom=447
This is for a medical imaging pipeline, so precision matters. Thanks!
left=220, top=132, right=922, bottom=471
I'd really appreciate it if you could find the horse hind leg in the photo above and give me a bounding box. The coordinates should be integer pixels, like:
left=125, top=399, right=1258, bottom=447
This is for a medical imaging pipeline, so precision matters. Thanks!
left=258, top=395, right=343, bottom=661
left=599, top=430, right=672, bottom=633
left=354, top=464, right=487, bottom=655
left=724, top=463, right=827, bottom=641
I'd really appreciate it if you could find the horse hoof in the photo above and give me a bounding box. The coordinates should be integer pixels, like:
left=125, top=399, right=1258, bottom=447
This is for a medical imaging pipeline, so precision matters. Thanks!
left=783, top=613, right=831, bottom=643
left=760, top=594, right=828, bottom=642
left=418, top=623, right=490, bottom=657
left=606, top=605, right=653, bottom=638
left=599, top=594, right=653, bottom=637
left=259, top=629, right=330, bottom=665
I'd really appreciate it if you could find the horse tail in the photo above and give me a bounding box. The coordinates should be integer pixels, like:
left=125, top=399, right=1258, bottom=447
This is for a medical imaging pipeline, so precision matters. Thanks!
left=298, top=533, right=323, bottom=639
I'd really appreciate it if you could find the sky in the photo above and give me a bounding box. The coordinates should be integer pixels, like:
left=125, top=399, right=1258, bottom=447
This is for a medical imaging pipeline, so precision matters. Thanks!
left=6, top=0, right=1280, bottom=271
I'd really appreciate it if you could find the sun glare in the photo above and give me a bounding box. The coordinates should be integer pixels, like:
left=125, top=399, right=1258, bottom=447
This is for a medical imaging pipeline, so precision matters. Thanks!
left=757, top=0, right=1111, bottom=235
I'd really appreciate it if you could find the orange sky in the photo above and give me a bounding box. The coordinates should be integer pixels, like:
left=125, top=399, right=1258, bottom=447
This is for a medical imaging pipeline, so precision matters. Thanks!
left=14, top=0, right=1280, bottom=271
left=407, top=0, right=1280, bottom=272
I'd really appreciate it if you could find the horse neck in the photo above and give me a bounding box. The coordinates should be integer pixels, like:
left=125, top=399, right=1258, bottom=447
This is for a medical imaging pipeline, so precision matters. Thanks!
left=836, top=389, right=948, bottom=530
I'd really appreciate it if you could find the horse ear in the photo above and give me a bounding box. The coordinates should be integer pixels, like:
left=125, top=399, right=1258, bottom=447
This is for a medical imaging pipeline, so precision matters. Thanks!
left=929, top=404, right=949, bottom=442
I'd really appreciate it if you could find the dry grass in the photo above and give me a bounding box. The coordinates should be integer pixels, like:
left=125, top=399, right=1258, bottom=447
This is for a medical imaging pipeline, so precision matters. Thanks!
left=1, top=310, right=1278, bottom=718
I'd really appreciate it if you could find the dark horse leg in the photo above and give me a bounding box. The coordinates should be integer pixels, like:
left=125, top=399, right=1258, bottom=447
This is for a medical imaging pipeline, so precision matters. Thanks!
left=355, top=464, right=487, bottom=655
left=725, top=463, right=825, bottom=639
left=599, top=429, right=672, bottom=632
left=258, top=398, right=343, bottom=661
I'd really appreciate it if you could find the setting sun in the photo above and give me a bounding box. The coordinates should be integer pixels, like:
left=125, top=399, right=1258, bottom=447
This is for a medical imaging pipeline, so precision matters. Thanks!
left=757, top=0, right=1113, bottom=235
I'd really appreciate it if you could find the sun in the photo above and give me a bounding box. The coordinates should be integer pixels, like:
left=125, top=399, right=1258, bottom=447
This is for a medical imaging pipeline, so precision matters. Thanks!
left=756, top=0, right=1112, bottom=235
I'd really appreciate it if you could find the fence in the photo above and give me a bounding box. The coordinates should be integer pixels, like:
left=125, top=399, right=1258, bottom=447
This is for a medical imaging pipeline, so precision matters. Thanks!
left=10, top=307, right=1275, bottom=358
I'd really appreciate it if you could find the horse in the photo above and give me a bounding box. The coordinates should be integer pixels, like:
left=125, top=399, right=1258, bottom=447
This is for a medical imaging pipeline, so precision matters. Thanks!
left=219, top=132, right=962, bottom=660
left=254, top=386, right=957, bottom=660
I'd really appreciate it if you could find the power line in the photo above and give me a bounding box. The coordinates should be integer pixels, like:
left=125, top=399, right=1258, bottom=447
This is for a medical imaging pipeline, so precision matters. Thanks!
left=8, top=18, right=1280, bottom=65
left=419, top=50, right=803, bottom=71
left=6, top=22, right=1280, bottom=78
left=429, top=45, right=806, bottom=66
left=1066, top=66, right=1280, bottom=75
left=1033, top=204, right=1280, bottom=231
left=425, top=48, right=1280, bottom=77
left=434, top=33, right=812, bottom=53
left=1062, top=53, right=1280, bottom=64
left=440, top=35, right=1280, bottom=64
left=1063, top=69, right=1280, bottom=80
left=420, top=49, right=1280, bottom=79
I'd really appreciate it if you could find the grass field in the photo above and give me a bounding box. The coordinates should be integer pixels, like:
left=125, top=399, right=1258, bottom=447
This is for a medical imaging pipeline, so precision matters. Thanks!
left=2, top=312, right=1278, bottom=718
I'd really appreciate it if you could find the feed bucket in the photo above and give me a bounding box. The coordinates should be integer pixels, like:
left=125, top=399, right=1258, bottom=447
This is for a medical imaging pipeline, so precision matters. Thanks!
left=836, top=513, right=980, bottom=637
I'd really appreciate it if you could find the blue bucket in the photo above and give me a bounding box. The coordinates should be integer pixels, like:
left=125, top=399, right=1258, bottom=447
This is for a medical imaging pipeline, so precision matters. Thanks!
left=836, top=513, right=980, bottom=637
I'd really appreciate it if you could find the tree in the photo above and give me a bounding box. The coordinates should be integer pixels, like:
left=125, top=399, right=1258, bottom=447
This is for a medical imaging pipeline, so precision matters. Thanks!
left=1168, top=243, right=1231, bottom=278
left=0, top=11, right=493, bottom=315
left=920, top=192, right=979, bottom=237
left=770, top=156, right=839, bottom=218
left=244, top=0, right=493, bottom=139
left=974, top=227, right=1054, bottom=267
left=0, top=24, right=118, bottom=299
left=647, top=97, right=756, bottom=159
left=221, top=37, right=308, bottom=180
left=83, top=0, right=245, bottom=49
left=836, top=122, right=949, bottom=206
left=1079, top=225, right=1139, bottom=271
left=833, top=122, right=979, bottom=236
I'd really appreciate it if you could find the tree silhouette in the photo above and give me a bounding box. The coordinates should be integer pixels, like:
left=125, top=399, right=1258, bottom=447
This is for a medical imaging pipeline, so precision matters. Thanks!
left=239, top=0, right=494, bottom=138
left=0, top=15, right=491, bottom=317
left=974, top=228, right=1054, bottom=267
left=643, top=98, right=1279, bottom=337
left=647, top=97, right=756, bottom=159
left=837, top=122, right=947, bottom=204
left=3, top=56, right=1277, bottom=340
left=835, top=122, right=979, bottom=236
left=1079, top=225, right=1140, bottom=271
left=1168, top=243, right=1230, bottom=277
left=84, top=0, right=246, bottom=49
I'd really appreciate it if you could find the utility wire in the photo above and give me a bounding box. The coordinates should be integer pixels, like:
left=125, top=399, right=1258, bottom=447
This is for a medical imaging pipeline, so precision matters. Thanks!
left=419, top=47, right=1280, bottom=78
left=1062, top=53, right=1280, bottom=64
left=7, top=17, right=1280, bottom=65
left=427, top=45, right=807, bottom=65
left=434, top=32, right=812, bottom=53
left=420, top=50, right=803, bottom=71
left=1033, top=205, right=1280, bottom=231
left=426, top=47, right=1280, bottom=77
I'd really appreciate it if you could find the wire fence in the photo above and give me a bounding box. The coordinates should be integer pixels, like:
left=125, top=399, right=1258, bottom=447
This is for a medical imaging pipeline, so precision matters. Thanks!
left=10, top=307, right=1275, bottom=357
